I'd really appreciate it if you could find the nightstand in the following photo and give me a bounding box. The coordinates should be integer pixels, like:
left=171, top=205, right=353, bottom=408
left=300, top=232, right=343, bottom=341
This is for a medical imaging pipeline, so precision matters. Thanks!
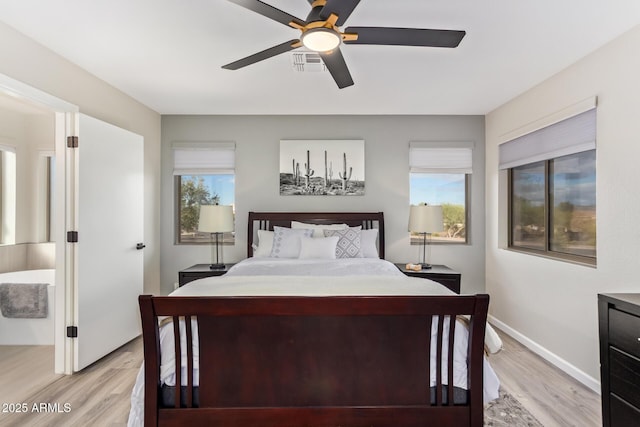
left=178, top=263, right=235, bottom=287
left=394, top=263, right=461, bottom=294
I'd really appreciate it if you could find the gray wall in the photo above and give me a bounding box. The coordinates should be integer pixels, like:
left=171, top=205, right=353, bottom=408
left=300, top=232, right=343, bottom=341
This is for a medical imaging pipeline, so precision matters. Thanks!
left=161, top=115, right=485, bottom=295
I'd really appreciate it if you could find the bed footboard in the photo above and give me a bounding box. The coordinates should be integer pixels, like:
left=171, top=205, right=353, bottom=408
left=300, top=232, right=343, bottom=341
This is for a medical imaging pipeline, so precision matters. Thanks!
left=139, top=294, right=489, bottom=427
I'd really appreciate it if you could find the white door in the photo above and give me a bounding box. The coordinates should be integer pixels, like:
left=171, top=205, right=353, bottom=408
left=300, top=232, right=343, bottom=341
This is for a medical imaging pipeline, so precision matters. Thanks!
left=73, top=113, right=144, bottom=371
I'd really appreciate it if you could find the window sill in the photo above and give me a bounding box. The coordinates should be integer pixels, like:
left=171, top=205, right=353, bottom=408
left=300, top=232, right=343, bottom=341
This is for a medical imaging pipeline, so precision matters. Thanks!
left=502, top=246, right=596, bottom=268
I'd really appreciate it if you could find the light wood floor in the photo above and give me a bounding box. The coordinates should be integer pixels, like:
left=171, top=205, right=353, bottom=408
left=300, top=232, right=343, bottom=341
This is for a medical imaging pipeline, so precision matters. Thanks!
left=0, top=339, right=142, bottom=427
left=0, top=346, right=62, bottom=407
left=488, top=330, right=601, bottom=426
left=0, top=328, right=601, bottom=427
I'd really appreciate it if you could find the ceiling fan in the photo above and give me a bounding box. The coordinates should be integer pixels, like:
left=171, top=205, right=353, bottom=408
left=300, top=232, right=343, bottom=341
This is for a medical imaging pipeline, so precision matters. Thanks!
left=222, top=0, right=466, bottom=89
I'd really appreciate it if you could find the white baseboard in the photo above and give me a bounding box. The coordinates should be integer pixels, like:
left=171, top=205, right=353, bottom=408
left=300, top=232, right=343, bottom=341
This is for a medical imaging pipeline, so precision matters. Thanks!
left=488, top=315, right=601, bottom=394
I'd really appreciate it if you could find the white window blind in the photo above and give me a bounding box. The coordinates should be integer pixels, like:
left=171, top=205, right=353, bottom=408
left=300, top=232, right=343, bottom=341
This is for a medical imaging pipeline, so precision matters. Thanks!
left=499, top=108, right=596, bottom=170
left=409, top=142, right=474, bottom=174
left=172, top=142, right=235, bottom=175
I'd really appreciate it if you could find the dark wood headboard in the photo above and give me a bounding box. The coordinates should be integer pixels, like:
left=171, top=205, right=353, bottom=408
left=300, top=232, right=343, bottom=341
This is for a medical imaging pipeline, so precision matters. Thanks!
left=247, top=212, right=385, bottom=259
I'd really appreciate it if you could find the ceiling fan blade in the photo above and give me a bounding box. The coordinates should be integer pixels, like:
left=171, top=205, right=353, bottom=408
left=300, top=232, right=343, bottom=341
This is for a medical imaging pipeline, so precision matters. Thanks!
left=344, top=27, right=466, bottom=48
left=227, top=0, right=306, bottom=27
left=319, top=0, right=360, bottom=26
left=319, top=48, right=354, bottom=89
left=222, top=39, right=300, bottom=70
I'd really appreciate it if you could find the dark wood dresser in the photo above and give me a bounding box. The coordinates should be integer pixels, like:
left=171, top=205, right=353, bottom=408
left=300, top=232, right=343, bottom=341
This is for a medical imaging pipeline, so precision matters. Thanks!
left=598, top=293, right=640, bottom=427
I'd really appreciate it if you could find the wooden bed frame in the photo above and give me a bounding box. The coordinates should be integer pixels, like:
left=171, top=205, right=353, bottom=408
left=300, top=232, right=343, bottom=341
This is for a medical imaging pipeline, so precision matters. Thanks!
left=139, top=212, right=489, bottom=427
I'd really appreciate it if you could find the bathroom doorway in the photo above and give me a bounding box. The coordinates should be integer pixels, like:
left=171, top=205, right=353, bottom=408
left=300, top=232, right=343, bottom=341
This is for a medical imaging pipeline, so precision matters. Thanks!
left=0, top=90, right=61, bottom=402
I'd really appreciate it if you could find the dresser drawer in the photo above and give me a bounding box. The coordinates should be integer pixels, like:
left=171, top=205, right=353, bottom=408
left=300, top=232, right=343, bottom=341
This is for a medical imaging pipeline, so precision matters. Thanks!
left=610, top=347, right=640, bottom=409
left=610, top=393, right=640, bottom=427
left=609, top=308, right=640, bottom=359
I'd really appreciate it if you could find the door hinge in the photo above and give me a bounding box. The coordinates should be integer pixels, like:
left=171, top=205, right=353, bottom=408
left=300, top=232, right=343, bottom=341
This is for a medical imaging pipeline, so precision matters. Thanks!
left=67, top=231, right=78, bottom=243
left=66, top=326, right=78, bottom=338
left=67, top=136, right=78, bottom=148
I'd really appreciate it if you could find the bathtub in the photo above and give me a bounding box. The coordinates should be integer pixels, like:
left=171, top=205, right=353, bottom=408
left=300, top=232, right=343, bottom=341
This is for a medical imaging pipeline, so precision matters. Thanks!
left=0, top=269, right=55, bottom=345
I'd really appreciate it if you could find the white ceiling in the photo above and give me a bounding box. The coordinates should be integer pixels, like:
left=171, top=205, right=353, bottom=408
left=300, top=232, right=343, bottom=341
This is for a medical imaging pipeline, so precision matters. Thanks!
left=1, top=0, right=639, bottom=115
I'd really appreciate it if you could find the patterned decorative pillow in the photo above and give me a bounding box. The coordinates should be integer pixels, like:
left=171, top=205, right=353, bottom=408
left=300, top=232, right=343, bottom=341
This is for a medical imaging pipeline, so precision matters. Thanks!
left=323, top=227, right=362, bottom=258
left=270, top=226, right=314, bottom=258
left=291, top=221, right=349, bottom=238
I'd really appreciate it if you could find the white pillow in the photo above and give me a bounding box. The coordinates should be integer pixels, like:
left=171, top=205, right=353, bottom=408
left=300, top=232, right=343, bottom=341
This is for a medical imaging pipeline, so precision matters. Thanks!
left=359, top=228, right=379, bottom=258
left=270, top=226, right=314, bottom=258
left=323, top=226, right=362, bottom=258
left=291, top=221, right=348, bottom=238
left=298, top=236, right=339, bottom=259
left=252, top=230, right=274, bottom=257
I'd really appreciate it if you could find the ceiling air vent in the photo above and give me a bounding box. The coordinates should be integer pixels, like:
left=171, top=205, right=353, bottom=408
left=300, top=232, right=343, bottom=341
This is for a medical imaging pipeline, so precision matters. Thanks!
left=291, top=52, right=327, bottom=73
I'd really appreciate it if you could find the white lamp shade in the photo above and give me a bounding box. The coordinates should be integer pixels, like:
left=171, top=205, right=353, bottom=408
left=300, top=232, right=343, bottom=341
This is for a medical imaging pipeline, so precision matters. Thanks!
left=198, top=205, right=234, bottom=233
left=408, top=205, right=444, bottom=233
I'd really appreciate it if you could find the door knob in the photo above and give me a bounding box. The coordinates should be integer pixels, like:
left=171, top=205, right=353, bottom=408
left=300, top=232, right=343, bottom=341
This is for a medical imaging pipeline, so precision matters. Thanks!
left=136, top=243, right=146, bottom=250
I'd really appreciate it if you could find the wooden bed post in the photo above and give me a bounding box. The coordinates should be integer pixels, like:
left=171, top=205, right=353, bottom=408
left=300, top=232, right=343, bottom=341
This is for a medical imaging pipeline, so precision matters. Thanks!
left=138, top=295, right=160, bottom=427
left=468, top=294, right=489, bottom=426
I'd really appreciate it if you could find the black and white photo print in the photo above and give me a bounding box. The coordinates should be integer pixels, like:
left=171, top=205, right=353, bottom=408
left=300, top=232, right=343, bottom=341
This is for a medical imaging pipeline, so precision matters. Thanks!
left=279, top=140, right=365, bottom=196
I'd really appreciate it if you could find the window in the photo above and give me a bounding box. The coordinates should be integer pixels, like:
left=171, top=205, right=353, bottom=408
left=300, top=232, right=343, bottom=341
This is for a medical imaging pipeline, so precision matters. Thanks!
left=501, top=107, right=596, bottom=264
left=39, top=154, right=55, bottom=242
left=48, top=156, right=55, bottom=242
left=0, top=149, right=3, bottom=243
left=173, top=142, right=235, bottom=244
left=510, top=161, right=545, bottom=250
left=509, top=150, right=596, bottom=261
left=0, top=146, right=16, bottom=245
left=410, top=174, right=468, bottom=243
left=549, top=151, right=596, bottom=257
left=409, top=142, right=473, bottom=243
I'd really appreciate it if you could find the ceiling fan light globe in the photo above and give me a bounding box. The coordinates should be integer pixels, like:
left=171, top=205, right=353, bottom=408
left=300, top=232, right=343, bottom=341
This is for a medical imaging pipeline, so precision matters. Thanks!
left=301, top=27, right=341, bottom=52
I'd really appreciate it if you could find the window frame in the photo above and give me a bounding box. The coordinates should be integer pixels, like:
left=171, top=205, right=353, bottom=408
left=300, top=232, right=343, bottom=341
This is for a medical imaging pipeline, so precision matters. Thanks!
left=174, top=175, right=235, bottom=245
left=409, top=172, right=470, bottom=245
left=507, top=151, right=596, bottom=266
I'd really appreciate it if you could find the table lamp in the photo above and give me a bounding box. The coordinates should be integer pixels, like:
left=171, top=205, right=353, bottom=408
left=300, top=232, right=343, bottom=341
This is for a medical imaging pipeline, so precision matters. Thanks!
left=198, top=205, right=234, bottom=269
left=408, top=204, right=444, bottom=269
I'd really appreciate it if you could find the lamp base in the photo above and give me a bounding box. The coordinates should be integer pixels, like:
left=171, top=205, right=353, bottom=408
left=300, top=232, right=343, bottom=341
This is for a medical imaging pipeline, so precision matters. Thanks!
left=418, top=263, right=433, bottom=270
left=209, top=263, right=226, bottom=270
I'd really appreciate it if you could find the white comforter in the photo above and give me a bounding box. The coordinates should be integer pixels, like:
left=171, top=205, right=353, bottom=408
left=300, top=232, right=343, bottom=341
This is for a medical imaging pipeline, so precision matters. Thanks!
left=127, top=258, right=501, bottom=427
left=225, top=257, right=406, bottom=277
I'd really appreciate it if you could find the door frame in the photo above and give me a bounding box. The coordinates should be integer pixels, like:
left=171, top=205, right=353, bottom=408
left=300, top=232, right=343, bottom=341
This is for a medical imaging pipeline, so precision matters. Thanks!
left=0, top=73, right=78, bottom=374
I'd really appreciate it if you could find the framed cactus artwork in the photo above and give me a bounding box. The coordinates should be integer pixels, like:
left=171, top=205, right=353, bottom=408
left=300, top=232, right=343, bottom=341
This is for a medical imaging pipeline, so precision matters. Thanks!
left=279, top=140, right=365, bottom=196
